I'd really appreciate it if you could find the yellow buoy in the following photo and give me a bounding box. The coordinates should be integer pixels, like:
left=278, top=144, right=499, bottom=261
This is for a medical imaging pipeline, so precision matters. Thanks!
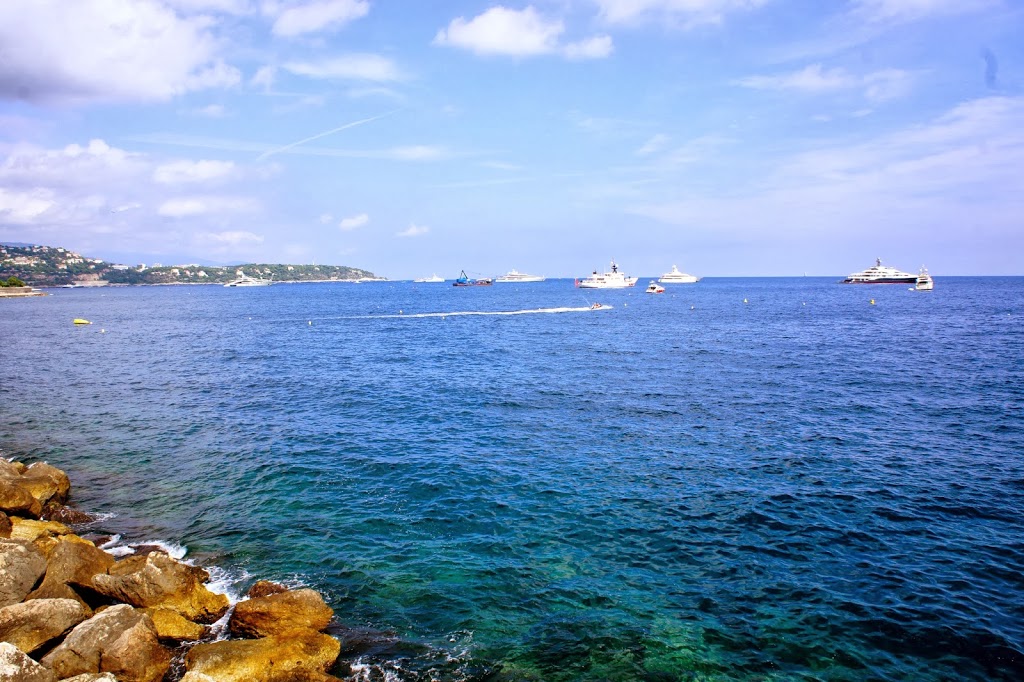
left=73, top=318, right=91, bottom=325
left=870, top=299, right=875, bottom=305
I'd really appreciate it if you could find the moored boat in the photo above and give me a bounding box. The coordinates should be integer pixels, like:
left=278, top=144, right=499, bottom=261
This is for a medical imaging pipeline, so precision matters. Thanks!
left=842, top=258, right=916, bottom=284
left=658, top=265, right=698, bottom=284
left=224, top=272, right=273, bottom=287
left=494, top=269, right=545, bottom=283
left=645, top=281, right=665, bottom=294
left=576, top=260, right=638, bottom=289
left=453, top=270, right=493, bottom=286
left=914, top=266, right=934, bottom=291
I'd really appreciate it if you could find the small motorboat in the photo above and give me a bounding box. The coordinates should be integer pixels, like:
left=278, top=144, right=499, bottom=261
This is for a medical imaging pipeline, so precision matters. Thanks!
left=73, top=318, right=92, bottom=325
left=914, top=266, right=934, bottom=291
left=645, top=281, right=665, bottom=294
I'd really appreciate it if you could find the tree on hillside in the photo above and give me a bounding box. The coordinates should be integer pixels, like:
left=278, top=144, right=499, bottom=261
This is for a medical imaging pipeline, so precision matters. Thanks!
left=1, top=276, right=25, bottom=287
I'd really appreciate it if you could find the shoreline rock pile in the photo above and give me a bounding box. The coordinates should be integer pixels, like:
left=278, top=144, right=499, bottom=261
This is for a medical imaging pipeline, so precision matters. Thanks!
left=0, top=459, right=345, bottom=682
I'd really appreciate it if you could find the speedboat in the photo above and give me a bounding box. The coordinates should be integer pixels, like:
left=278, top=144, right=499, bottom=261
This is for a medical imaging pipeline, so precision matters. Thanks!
left=842, top=258, right=916, bottom=284
left=414, top=274, right=445, bottom=283
left=645, top=281, right=665, bottom=294
left=224, top=272, right=272, bottom=287
left=494, top=269, right=545, bottom=283
left=914, top=266, right=934, bottom=291
left=576, top=260, right=638, bottom=289
left=658, top=265, right=698, bottom=284
left=453, top=270, right=493, bottom=286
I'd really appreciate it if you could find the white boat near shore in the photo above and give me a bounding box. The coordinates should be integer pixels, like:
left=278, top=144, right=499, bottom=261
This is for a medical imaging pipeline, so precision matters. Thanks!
left=414, top=274, right=445, bottom=283
left=224, top=272, right=272, bottom=287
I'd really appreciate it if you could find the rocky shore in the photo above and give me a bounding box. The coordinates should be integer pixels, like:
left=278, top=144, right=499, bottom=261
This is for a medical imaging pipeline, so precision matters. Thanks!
left=0, top=458, right=346, bottom=682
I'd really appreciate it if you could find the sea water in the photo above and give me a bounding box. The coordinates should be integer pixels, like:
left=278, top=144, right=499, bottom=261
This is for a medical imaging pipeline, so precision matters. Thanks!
left=2, top=277, right=1022, bottom=680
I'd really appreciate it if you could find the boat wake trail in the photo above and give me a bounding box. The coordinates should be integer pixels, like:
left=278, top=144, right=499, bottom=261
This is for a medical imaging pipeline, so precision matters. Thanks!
left=363, top=305, right=610, bottom=319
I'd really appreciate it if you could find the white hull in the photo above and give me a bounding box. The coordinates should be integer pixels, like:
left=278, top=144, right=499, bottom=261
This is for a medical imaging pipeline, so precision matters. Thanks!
left=577, top=260, right=637, bottom=288
left=225, top=276, right=272, bottom=287
left=495, top=272, right=545, bottom=283
left=843, top=258, right=916, bottom=284
left=658, top=265, right=698, bottom=284
left=414, top=275, right=445, bottom=283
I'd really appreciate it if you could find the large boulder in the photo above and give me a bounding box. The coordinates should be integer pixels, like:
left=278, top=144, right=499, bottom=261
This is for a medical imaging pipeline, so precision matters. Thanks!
left=26, top=539, right=115, bottom=612
left=0, top=480, right=41, bottom=519
left=39, top=604, right=170, bottom=682
left=8, top=518, right=72, bottom=543
left=23, top=463, right=70, bottom=498
left=91, top=552, right=229, bottom=623
left=0, top=539, right=47, bottom=607
left=229, top=589, right=334, bottom=638
left=0, top=641, right=57, bottom=682
left=140, top=608, right=207, bottom=642
left=0, top=598, right=87, bottom=654
left=247, top=580, right=288, bottom=599
left=184, top=630, right=341, bottom=682
left=41, top=503, right=95, bottom=525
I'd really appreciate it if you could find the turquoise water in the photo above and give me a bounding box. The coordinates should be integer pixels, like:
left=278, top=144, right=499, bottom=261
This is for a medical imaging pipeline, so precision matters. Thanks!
left=2, top=278, right=1023, bottom=680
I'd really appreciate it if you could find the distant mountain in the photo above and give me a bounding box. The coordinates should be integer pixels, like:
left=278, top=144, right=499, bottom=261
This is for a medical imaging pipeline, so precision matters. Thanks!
left=0, top=243, right=377, bottom=286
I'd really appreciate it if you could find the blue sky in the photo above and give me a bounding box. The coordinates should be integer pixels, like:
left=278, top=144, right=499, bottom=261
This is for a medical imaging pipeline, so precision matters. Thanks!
left=0, top=0, right=1021, bottom=277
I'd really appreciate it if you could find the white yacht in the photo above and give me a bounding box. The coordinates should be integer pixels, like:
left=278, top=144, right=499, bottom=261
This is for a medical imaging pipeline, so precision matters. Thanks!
left=645, top=280, right=665, bottom=294
left=414, top=274, right=445, bottom=283
left=494, top=269, right=545, bottom=283
left=224, top=272, right=272, bottom=287
left=576, top=260, right=638, bottom=289
left=914, top=266, right=934, bottom=291
left=658, top=265, right=699, bottom=284
left=842, top=258, right=916, bottom=284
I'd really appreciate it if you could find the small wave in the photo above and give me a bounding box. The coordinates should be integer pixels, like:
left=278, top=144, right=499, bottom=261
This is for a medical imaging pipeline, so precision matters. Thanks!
left=355, top=305, right=609, bottom=319
left=100, top=538, right=188, bottom=560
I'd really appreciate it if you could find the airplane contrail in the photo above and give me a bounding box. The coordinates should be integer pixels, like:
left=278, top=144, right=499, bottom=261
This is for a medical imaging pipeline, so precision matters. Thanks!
left=256, top=109, right=401, bottom=161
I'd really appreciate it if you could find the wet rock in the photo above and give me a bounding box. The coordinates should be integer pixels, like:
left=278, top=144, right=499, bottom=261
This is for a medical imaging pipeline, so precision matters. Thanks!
left=247, top=580, right=288, bottom=599
left=39, top=604, right=170, bottom=682
left=229, top=588, right=334, bottom=638
left=0, top=641, right=57, bottom=682
left=0, top=539, right=47, bottom=607
left=140, top=607, right=207, bottom=642
left=26, top=538, right=116, bottom=613
left=0, top=480, right=41, bottom=519
left=0, top=512, right=9, bottom=539
left=9, top=518, right=73, bottom=543
left=0, top=598, right=87, bottom=654
left=184, top=630, right=341, bottom=682
left=91, top=552, right=229, bottom=623
left=41, top=503, right=95, bottom=525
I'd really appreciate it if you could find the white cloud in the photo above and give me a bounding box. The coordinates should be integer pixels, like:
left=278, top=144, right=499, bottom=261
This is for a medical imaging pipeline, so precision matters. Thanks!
left=195, top=230, right=264, bottom=246
left=738, top=64, right=915, bottom=101
left=189, top=104, right=228, bottom=118
left=434, top=6, right=562, bottom=56
left=0, top=0, right=241, bottom=104
left=153, top=160, right=236, bottom=184
left=250, top=65, right=277, bottom=91
left=158, top=196, right=259, bottom=217
left=850, top=0, right=998, bottom=24
left=627, top=96, right=1024, bottom=259
left=0, top=188, right=57, bottom=224
left=318, top=213, right=334, bottom=224
left=637, top=134, right=670, bottom=156
left=396, top=223, right=429, bottom=238
left=338, top=213, right=369, bottom=230
left=594, top=0, right=767, bottom=27
left=564, top=35, right=614, bottom=60
left=267, top=0, right=369, bottom=37
left=434, top=6, right=612, bottom=60
left=284, top=55, right=402, bottom=81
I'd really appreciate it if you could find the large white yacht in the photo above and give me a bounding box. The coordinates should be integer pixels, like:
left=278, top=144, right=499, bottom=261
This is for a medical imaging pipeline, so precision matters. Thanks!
left=842, top=258, right=916, bottom=284
left=414, top=274, right=445, bottom=283
left=224, top=272, right=272, bottom=287
left=494, top=269, right=545, bottom=283
left=576, top=260, right=638, bottom=289
left=658, top=265, right=699, bottom=284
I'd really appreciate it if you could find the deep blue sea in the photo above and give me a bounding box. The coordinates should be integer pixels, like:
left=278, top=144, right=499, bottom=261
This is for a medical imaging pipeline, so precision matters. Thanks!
left=2, top=277, right=1023, bottom=681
